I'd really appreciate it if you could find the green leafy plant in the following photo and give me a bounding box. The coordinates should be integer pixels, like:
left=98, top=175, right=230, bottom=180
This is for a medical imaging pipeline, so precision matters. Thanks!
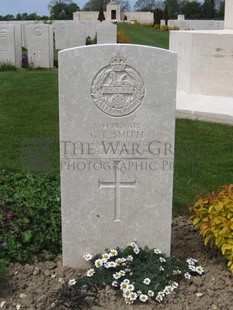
left=117, top=29, right=131, bottom=43
left=54, top=243, right=204, bottom=307
left=52, top=278, right=99, bottom=309
left=0, top=62, right=17, bottom=71
left=190, top=185, right=233, bottom=272
left=0, top=172, right=61, bottom=262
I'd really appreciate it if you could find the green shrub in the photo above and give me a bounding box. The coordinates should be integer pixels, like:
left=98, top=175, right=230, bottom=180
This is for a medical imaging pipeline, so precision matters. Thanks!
left=160, top=25, right=169, bottom=31
left=0, top=172, right=61, bottom=262
left=0, top=62, right=17, bottom=71
left=153, top=24, right=160, bottom=29
left=117, top=29, right=131, bottom=43
left=190, top=185, right=233, bottom=272
left=86, top=35, right=97, bottom=45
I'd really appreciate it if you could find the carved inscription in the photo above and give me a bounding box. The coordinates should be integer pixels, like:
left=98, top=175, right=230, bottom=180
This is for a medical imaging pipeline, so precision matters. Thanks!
left=91, top=54, right=145, bottom=117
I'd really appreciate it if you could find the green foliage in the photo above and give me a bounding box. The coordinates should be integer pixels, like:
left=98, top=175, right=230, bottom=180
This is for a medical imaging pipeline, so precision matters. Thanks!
left=49, top=0, right=80, bottom=20
left=53, top=279, right=99, bottom=309
left=153, top=8, right=163, bottom=25
left=163, top=4, right=169, bottom=25
left=181, top=1, right=203, bottom=19
left=0, top=259, right=7, bottom=291
left=0, top=62, right=17, bottom=71
left=117, top=29, right=131, bottom=43
left=134, top=0, right=156, bottom=11
left=190, top=185, right=233, bottom=272
left=202, top=0, right=216, bottom=19
left=86, top=35, right=97, bottom=45
left=98, top=2, right=105, bottom=21
left=54, top=244, right=204, bottom=306
left=0, top=172, right=61, bottom=262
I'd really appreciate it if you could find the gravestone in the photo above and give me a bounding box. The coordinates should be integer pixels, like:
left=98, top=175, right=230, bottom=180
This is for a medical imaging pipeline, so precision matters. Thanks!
left=96, top=21, right=117, bottom=44
left=59, top=44, right=177, bottom=268
left=54, top=21, right=86, bottom=50
left=27, top=24, right=53, bottom=68
left=0, top=24, right=22, bottom=67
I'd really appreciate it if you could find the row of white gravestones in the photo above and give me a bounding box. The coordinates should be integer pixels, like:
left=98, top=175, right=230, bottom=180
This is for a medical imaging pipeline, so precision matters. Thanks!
left=0, top=24, right=22, bottom=67
left=0, top=21, right=116, bottom=68
left=0, top=23, right=53, bottom=68
left=59, top=44, right=177, bottom=268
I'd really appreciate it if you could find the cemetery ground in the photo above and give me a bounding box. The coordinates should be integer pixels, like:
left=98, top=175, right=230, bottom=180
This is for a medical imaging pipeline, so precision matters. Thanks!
left=0, top=68, right=233, bottom=307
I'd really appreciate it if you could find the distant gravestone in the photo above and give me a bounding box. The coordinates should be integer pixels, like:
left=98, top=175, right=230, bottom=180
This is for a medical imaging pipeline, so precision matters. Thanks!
left=0, top=24, right=22, bottom=67
left=27, top=24, right=53, bottom=68
left=59, top=44, right=177, bottom=268
left=96, top=21, right=117, bottom=44
left=54, top=21, right=86, bottom=50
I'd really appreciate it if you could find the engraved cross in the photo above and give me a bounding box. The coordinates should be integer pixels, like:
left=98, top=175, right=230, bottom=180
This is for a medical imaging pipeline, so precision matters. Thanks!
left=98, top=161, right=136, bottom=221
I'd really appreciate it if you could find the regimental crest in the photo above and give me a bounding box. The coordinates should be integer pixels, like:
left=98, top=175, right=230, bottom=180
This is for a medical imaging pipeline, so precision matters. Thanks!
left=91, top=53, right=145, bottom=117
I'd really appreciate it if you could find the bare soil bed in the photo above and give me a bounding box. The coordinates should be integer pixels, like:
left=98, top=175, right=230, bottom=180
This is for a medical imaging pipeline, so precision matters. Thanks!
left=1, top=216, right=232, bottom=310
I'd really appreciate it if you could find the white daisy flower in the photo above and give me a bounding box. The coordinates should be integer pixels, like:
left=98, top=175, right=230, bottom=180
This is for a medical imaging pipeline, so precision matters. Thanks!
left=143, top=278, right=151, bottom=285
left=195, top=266, right=204, bottom=275
left=102, top=253, right=110, bottom=261
left=86, top=269, right=95, bottom=277
left=133, top=247, right=140, bottom=254
left=123, top=278, right=130, bottom=284
left=159, top=266, right=164, bottom=271
left=184, top=272, right=191, bottom=279
left=120, top=282, right=128, bottom=290
left=171, top=282, right=179, bottom=289
left=110, top=249, right=118, bottom=257
left=129, top=292, right=138, bottom=300
left=112, top=280, right=118, bottom=287
left=68, top=279, right=76, bottom=286
left=127, top=255, right=134, bottom=262
left=83, top=253, right=93, bottom=261
left=148, top=290, right=154, bottom=297
left=113, top=272, right=121, bottom=280
left=127, top=284, right=135, bottom=291
left=94, top=259, right=103, bottom=268
left=154, top=248, right=161, bottom=254
left=159, top=257, right=166, bottom=263
left=139, top=294, right=148, bottom=302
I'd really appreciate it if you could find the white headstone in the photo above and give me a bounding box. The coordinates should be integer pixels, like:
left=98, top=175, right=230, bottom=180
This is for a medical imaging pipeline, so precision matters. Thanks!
left=59, top=44, right=177, bottom=268
left=0, top=24, right=22, bottom=67
left=224, top=0, right=233, bottom=29
left=54, top=21, right=86, bottom=50
left=97, top=21, right=117, bottom=44
left=27, top=24, right=53, bottom=68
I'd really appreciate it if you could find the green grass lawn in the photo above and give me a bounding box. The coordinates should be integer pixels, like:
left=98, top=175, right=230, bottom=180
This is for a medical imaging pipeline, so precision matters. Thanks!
left=0, top=71, right=233, bottom=214
left=0, top=70, right=59, bottom=172
left=117, top=23, right=169, bottom=49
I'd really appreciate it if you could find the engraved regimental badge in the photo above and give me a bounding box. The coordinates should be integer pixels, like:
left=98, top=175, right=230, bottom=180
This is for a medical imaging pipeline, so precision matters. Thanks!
left=91, top=53, right=145, bottom=117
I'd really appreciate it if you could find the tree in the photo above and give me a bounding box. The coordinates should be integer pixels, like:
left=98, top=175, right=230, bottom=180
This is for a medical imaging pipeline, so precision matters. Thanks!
left=202, top=0, right=216, bottom=19
left=164, top=0, right=180, bottom=17
left=163, top=4, right=169, bottom=25
left=216, top=0, right=225, bottom=19
left=153, top=8, right=163, bottom=25
left=134, top=0, right=156, bottom=11
left=181, top=1, right=203, bottom=19
left=98, top=1, right=106, bottom=20
left=48, top=0, right=80, bottom=19
left=83, top=0, right=130, bottom=12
